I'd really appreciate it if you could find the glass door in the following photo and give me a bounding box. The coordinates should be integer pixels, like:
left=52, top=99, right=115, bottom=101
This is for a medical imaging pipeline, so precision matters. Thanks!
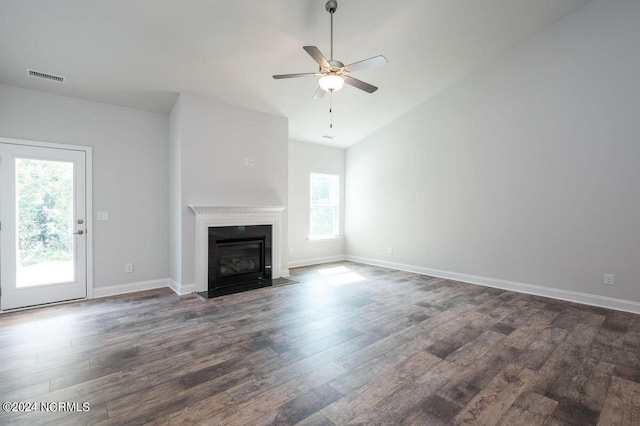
left=0, top=142, right=87, bottom=310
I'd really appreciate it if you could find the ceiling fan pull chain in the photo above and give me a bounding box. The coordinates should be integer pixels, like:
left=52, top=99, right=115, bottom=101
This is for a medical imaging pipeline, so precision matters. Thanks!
left=329, top=92, right=333, bottom=129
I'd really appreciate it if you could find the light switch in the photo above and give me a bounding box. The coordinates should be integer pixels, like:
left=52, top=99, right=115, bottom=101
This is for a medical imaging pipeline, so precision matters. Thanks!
left=97, top=211, right=109, bottom=221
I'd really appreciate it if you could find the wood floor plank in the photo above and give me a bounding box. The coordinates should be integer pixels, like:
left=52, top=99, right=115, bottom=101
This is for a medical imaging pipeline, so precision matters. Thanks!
left=345, top=370, right=449, bottom=425
left=293, top=411, right=336, bottom=426
left=581, top=360, right=615, bottom=414
left=328, top=337, right=432, bottom=395
left=250, top=383, right=343, bottom=426
left=333, top=323, right=428, bottom=370
left=0, top=355, right=91, bottom=396
left=497, top=391, right=558, bottom=426
left=145, top=390, right=235, bottom=425
left=0, top=380, right=50, bottom=402
left=446, top=330, right=505, bottom=367
left=227, top=340, right=359, bottom=405
left=453, top=363, right=535, bottom=425
left=201, top=362, right=347, bottom=425
left=598, top=376, right=640, bottom=425
left=435, top=379, right=481, bottom=411
left=0, top=261, right=639, bottom=425
left=105, top=367, right=253, bottom=425
left=320, top=350, right=441, bottom=424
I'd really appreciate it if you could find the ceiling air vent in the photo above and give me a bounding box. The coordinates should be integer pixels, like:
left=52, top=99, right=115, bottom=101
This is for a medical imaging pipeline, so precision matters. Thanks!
left=27, top=69, right=65, bottom=83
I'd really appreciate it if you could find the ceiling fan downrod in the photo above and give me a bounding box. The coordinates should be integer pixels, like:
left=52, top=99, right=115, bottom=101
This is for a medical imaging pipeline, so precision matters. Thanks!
left=326, top=0, right=337, bottom=61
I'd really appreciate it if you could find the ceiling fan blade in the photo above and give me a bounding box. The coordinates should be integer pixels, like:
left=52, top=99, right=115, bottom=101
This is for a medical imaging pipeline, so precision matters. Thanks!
left=344, top=76, right=378, bottom=93
left=303, top=46, right=330, bottom=68
left=345, top=55, right=388, bottom=73
left=312, top=86, right=326, bottom=99
left=272, top=72, right=317, bottom=79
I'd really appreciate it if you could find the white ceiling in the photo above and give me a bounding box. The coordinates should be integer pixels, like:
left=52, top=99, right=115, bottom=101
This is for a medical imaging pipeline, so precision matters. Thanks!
left=0, top=0, right=591, bottom=147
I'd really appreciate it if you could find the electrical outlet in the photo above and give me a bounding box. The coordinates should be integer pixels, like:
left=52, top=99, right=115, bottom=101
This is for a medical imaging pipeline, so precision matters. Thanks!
left=604, top=274, right=614, bottom=286
left=125, top=263, right=134, bottom=273
left=387, top=247, right=393, bottom=255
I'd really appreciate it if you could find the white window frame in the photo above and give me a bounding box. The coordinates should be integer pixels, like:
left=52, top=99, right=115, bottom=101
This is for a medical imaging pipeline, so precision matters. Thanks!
left=309, top=173, right=340, bottom=240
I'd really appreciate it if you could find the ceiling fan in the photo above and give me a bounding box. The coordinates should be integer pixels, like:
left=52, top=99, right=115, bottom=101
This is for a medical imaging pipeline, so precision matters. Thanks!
left=273, top=0, right=387, bottom=99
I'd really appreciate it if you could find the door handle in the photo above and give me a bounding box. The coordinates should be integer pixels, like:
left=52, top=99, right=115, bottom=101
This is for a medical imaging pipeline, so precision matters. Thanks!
left=73, top=230, right=85, bottom=235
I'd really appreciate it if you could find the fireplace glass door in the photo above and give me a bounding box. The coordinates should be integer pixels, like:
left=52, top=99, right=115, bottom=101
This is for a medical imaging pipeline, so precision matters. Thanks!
left=207, top=225, right=272, bottom=296
left=217, top=239, right=263, bottom=278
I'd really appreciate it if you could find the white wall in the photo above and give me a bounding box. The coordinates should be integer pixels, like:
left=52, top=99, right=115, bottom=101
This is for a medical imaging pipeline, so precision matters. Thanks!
left=168, top=95, right=182, bottom=285
left=0, top=84, right=169, bottom=290
left=288, top=140, right=345, bottom=267
left=170, top=93, right=289, bottom=288
left=345, top=0, right=640, bottom=308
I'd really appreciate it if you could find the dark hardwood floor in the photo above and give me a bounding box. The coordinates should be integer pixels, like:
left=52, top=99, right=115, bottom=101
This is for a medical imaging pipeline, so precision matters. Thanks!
left=1, top=261, right=639, bottom=425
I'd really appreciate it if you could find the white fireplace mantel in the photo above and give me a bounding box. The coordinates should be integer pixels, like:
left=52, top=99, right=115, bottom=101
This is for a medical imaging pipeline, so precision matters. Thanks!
left=190, top=206, right=286, bottom=292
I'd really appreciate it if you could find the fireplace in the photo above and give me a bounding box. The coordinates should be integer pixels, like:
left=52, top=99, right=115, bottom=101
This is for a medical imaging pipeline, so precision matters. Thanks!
left=208, top=225, right=272, bottom=296
left=190, top=206, right=287, bottom=298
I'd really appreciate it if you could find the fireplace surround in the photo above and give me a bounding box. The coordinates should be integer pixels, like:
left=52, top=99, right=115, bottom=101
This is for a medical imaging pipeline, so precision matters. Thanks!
left=190, top=206, right=285, bottom=297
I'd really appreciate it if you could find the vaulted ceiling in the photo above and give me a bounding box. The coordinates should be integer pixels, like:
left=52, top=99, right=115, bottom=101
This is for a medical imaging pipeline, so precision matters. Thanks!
left=0, top=0, right=591, bottom=147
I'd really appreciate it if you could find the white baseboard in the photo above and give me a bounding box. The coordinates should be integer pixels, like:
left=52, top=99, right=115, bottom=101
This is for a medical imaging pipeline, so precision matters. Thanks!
left=279, top=268, right=291, bottom=278
left=289, top=255, right=347, bottom=269
left=346, top=255, right=640, bottom=315
left=90, top=256, right=640, bottom=314
left=169, top=280, right=197, bottom=296
left=93, top=278, right=170, bottom=299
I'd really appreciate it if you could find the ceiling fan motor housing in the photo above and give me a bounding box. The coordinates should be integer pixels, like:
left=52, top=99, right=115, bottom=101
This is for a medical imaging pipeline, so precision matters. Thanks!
left=323, top=60, right=346, bottom=75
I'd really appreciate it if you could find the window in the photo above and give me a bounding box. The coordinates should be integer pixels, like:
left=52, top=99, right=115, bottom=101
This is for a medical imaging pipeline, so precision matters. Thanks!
left=309, top=173, right=339, bottom=239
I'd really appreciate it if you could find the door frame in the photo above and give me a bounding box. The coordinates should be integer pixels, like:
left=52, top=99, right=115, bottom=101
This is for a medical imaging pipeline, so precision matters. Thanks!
left=0, top=136, right=94, bottom=305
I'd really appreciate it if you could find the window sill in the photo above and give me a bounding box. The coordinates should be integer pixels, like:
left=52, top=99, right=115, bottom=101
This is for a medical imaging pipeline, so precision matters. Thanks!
left=306, top=236, right=344, bottom=243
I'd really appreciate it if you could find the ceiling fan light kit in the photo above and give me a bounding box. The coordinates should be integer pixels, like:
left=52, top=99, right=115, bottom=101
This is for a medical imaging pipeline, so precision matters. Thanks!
left=319, top=74, right=344, bottom=92
left=273, top=0, right=387, bottom=98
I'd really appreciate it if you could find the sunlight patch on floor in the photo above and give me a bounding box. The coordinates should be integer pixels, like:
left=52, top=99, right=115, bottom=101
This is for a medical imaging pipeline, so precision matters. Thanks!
left=318, top=266, right=366, bottom=287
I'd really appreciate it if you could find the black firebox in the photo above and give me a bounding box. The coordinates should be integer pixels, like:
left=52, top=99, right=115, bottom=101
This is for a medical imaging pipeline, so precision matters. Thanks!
left=207, top=225, right=272, bottom=297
